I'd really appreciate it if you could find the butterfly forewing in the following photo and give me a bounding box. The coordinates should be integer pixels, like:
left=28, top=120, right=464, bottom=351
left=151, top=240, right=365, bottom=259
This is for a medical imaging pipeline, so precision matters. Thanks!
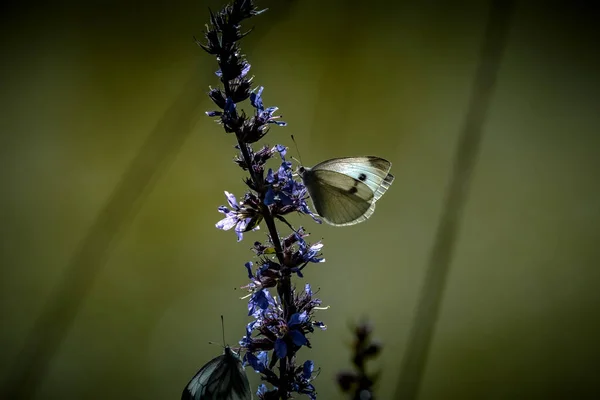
left=182, top=347, right=251, bottom=400
left=373, top=171, right=395, bottom=202
left=312, top=156, right=393, bottom=196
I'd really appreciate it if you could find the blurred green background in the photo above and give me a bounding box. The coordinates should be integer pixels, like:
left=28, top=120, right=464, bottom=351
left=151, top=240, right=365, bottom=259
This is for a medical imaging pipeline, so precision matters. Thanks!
left=1, top=0, right=599, bottom=399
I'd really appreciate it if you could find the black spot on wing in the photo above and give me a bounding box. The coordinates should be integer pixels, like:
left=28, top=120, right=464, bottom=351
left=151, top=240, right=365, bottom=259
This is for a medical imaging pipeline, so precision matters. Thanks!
left=348, top=175, right=364, bottom=194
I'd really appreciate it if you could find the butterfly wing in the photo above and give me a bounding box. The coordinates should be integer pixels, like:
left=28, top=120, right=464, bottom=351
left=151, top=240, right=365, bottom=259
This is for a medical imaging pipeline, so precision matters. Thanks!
left=302, top=156, right=394, bottom=226
left=182, top=354, right=224, bottom=400
left=182, top=348, right=251, bottom=400
left=311, top=156, right=394, bottom=202
left=303, top=169, right=376, bottom=226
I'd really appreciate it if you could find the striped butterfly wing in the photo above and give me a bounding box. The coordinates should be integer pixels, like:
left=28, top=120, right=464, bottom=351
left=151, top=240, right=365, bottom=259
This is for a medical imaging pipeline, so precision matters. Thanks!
left=311, top=156, right=394, bottom=202
left=182, top=348, right=251, bottom=400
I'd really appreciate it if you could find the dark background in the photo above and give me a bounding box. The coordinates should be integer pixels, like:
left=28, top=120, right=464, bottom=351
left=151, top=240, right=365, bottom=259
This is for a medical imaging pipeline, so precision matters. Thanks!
left=1, top=0, right=599, bottom=399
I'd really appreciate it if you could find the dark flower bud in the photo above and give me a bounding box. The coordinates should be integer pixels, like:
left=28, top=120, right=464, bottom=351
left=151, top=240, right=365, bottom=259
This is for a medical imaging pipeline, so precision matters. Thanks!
left=355, top=321, right=373, bottom=343
left=208, top=87, right=227, bottom=109
left=336, top=371, right=358, bottom=392
left=195, top=30, right=221, bottom=55
left=363, top=341, right=382, bottom=359
left=239, top=116, right=269, bottom=143
left=229, top=77, right=252, bottom=103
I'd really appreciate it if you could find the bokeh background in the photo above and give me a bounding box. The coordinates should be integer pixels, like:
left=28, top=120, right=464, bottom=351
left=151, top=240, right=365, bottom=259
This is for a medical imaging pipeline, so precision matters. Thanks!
left=1, top=0, right=599, bottom=399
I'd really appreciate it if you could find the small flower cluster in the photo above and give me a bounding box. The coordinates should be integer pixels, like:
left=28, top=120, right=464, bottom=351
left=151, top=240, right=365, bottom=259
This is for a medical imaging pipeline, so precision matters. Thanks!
left=336, top=321, right=382, bottom=400
left=197, top=1, right=327, bottom=398
left=237, top=229, right=328, bottom=400
left=217, top=149, right=320, bottom=242
left=241, top=282, right=325, bottom=399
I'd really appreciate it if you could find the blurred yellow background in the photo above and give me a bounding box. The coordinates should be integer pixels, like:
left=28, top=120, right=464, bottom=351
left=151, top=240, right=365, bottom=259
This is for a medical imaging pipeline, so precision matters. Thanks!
left=1, top=0, right=599, bottom=399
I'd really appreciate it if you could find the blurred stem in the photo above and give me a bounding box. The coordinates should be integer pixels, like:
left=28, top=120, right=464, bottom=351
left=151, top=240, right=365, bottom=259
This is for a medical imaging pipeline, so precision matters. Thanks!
left=394, top=1, right=514, bottom=399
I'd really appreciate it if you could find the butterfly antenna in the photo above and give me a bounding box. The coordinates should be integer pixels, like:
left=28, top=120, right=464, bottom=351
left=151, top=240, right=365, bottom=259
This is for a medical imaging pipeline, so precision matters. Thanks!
left=291, top=135, right=303, bottom=165
left=220, top=315, right=226, bottom=347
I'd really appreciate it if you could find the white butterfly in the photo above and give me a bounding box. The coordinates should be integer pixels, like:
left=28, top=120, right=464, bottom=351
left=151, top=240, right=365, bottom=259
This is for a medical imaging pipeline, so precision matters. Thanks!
left=298, top=156, right=394, bottom=226
left=182, top=346, right=252, bottom=400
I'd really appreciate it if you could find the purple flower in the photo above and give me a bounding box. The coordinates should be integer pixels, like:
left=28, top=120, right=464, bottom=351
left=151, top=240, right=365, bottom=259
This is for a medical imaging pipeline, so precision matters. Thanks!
left=291, top=360, right=318, bottom=400
left=257, top=384, right=267, bottom=396
left=234, top=144, right=287, bottom=187
left=216, top=191, right=262, bottom=241
left=247, top=288, right=276, bottom=318
left=296, top=236, right=325, bottom=265
left=243, top=259, right=281, bottom=291
left=262, top=154, right=322, bottom=224
left=198, top=1, right=333, bottom=398
left=274, top=337, right=287, bottom=359
left=256, top=384, right=279, bottom=400
left=238, top=87, right=287, bottom=143
left=250, top=87, right=287, bottom=127
left=287, top=311, right=309, bottom=348
left=245, top=350, right=269, bottom=373
left=241, top=279, right=327, bottom=359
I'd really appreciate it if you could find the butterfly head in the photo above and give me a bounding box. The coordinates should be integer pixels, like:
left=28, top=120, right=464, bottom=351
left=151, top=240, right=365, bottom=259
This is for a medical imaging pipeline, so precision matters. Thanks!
left=295, top=164, right=311, bottom=179
left=223, top=345, right=239, bottom=359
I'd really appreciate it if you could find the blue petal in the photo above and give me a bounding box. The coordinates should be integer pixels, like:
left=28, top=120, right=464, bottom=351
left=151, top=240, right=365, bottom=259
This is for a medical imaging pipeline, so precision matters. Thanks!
left=240, top=63, right=251, bottom=77
left=302, top=360, right=314, bottom=379
left=265, top=168, right=274, bottom=183
left=224, top=191, right=239, bottom=209
left=274, top=338, right=287, bottom=359
left=244, top=262, right=254, bottom=279
left=257, top=351, right=268, bottom=369
left=217, top=205, right=230, bottom=214
left=256, top=262, right=270, bottom=279
left=290, top=329, right=308, bottom=346
left=257, top=384, right=267, bottom=395
left=292, top=268, right=304, bottom=278
left=248, top=291, right=265, bottom=316
left=289, top=311, right=308, bottom=327
left=264, top=106, right=278, bottom=116
left=264, top=187, right=276, bottom=206
left=278, top=192, right=293, bottom=206
left=305, top=283, right=312, bottom=296
left=314, top=321, right=327, bottom=330
left=216, top=215, right=238, bottom=230
left=224, top=98, right=237, bottom=117
left=246, top=352, right=265, bottom=373
left=255, top=290, right=270, bottom=310
left=250, top=86, right=264, bottom=110
left=245, top=319, right=259, bottom=336
left=274, top=144, right=287, bottom=158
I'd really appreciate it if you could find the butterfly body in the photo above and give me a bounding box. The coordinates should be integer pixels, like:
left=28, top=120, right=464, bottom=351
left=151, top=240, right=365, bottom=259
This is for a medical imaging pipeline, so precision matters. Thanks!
left=298, top=156, right=394, bottom=226
left=182, top=346, right=251, bottom=400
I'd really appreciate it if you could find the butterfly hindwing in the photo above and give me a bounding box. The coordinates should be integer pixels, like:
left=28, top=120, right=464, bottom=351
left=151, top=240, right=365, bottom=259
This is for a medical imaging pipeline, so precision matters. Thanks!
left=304, top=169, right=375, bottom=226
